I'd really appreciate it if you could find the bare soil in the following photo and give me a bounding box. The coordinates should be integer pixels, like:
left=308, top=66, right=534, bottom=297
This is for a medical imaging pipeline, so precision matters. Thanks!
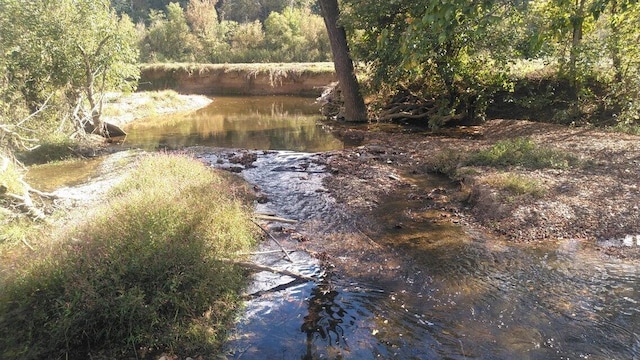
left=317, top=119, right=640, bottom=257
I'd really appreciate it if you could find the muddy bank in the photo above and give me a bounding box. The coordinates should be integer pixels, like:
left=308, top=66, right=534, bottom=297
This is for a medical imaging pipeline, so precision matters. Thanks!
left=138, top=63, right=336, bottom=97
left=320, top=120, right=640, bottom=257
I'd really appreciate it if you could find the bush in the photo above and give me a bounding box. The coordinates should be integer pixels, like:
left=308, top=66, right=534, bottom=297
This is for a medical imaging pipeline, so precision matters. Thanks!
left=0, top=154, right=258, bottom=359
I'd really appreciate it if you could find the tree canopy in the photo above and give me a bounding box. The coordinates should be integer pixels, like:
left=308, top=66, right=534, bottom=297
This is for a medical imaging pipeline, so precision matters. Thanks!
left=339, top=0, right=640, bottom=126
left=0, top=0, right=139, bottom=135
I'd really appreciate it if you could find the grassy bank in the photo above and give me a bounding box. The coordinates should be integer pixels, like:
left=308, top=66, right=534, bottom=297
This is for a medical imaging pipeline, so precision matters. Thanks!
left=431, top=137, right=578, bottom=198
left=0, top=154, right=258, bottom=359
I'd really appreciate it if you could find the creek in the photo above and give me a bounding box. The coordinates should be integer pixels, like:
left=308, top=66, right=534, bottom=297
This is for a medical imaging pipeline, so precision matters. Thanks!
left=30, top=96, right=640, bottom=359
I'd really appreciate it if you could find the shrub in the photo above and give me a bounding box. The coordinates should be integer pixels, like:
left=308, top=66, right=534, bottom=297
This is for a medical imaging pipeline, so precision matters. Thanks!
left=0, top=154, right=258, bottom=359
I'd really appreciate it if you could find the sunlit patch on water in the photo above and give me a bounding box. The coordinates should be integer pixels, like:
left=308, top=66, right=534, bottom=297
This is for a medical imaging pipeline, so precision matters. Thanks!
left=122, top=96, right=344, bottom=152
left=26, top=157, right=103, bottom=192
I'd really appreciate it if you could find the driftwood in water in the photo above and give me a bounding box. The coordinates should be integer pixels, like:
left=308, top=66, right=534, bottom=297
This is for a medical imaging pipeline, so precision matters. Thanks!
left=0, top=156, right=58, bottom=220
left=254, top=214, right=298, bottom=224
left=316, top=81, right=343, bottom=120
left=243, top=278, right=309, bottom=299
left=235, top=249, right=296, bottom=256
left=221, top=259, right=315, bottom=282
left=251, top=219, right=294, bottom=262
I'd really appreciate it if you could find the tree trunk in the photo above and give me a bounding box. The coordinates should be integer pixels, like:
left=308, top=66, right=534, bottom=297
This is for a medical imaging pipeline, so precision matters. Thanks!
left=609, top=0, right=623, bottom=83
left=318, top=0, right=368, bottom=122
left=569, top=0, right=585, bottom=99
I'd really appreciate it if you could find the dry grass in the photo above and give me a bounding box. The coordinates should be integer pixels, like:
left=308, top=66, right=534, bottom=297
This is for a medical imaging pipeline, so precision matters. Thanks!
left=0, top=154, right=258, bottom=359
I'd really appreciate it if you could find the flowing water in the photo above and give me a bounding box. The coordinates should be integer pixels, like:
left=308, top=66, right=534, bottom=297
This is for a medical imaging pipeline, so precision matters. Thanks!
left=30, top=96, right=640, bottom=359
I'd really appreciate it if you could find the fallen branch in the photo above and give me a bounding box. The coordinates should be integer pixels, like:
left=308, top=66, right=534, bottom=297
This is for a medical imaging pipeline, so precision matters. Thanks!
left=243, top=278, right=308, bottom=299
left=251, top=219, right=294, bottom=262
left=235, top=249, right=296, bottom=256
left=254, top=214, right=298, bottom=224
left=21, top=237, right=35, bottom=251
left=19, top=179, right=57, bottom=199
left=2, top=190, right=45, bottom=220
left=0, top=156, right=9, bottom=173
left=221, top=259, right=315, bottom=282
left=356, top=227, right=382, bottom=249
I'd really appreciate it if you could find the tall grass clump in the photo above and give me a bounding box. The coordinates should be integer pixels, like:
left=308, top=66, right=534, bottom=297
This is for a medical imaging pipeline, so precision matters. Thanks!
left=466, top=137, right=577, bottom=169
left=0, top=154, right=258, bottom=359
left=482, top=173, right=547, bottom=197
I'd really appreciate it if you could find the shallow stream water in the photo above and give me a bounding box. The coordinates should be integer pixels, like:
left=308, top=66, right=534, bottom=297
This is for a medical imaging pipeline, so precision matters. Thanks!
left=30, top=96, right=640, bottom=359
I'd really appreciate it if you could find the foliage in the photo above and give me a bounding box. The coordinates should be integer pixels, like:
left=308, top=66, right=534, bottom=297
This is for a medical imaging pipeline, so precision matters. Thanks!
left=0, top=0, right=139, bottom=138
left=601, top=1, right=640, bottom=125
left=229, top=20, right=268, bottom=62
left=111, top=0, right=190, bottom=24
left=466, top=137, right=577, bottom=169
left=0, top=154, right=258, bottom=359
left=429, top=148, right=467, bottom=176
left=341, top=0, right=519, bottom=125
left=219, top=0, right=317, bottom=22
left=142, top=2, right=198, bottom=62
left=0, top=159, right=24, bottom=195
left=264, top=7, right=330, bottom=62
left=137, top=0, right=331, bottom=63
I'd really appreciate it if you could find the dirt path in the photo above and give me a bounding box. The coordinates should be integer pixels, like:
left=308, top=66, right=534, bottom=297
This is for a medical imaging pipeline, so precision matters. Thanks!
left=318, top=119, right=640, bottom=258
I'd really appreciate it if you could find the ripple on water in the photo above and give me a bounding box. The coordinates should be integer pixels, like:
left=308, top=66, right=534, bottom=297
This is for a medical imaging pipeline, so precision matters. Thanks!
left=198, top=149, right=640, bottom=360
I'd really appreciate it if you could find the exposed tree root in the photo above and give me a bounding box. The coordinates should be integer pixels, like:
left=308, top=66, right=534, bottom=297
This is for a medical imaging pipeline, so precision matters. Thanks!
left=377, top=88, right=467, bottom=124
left=1, top=155, right=58, bottom=221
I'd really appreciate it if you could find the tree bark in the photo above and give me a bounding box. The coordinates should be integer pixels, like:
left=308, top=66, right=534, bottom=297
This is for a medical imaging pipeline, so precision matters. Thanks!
left=609, top=0, right=623, bottom=83
left=318, top=0, right=368, bottom=122
left=569, top=0, right=585, bottom=99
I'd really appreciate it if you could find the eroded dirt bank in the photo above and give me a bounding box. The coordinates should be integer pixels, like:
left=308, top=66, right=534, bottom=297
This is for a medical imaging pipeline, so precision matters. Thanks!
left=138, top=63, right=336, bottom=97
left=318, top=120, right=640, bottom=257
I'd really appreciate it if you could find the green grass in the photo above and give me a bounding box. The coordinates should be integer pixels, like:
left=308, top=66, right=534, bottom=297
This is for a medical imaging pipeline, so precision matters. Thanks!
left=610, top=122, right=640, bottom=135
left=0, top=158, right=25, bottom=195
left=16, top=134, right=78, bottom=165
left=483, top=173, right=547, bottom=197
left=0, top=154, right=258, bottom=359
left=466, top=137, right=577, bottom=169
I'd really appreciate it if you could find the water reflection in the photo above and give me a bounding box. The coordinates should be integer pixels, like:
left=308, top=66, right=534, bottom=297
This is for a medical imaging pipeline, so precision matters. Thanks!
left=301, top=275, right=351, bottom=359
left=26, top=158, right=103, bottom=192
left=123, top=96, right=344, bottom=152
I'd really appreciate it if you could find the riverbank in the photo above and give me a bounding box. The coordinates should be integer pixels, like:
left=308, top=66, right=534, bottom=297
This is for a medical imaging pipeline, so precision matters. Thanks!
left=103, top=91, right=640, bottom=256
left=320, top=119, right=640, bottom=257
left=102, top=90, right=213, bottom=127
left=138, top=62, right=336, bottom=97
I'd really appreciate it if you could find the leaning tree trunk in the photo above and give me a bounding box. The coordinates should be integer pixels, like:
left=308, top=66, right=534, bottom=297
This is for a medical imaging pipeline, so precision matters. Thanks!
left=609, top=0, right=623, bottom=84
left=568, top=0, right=586, bottom=100
left=318, top=0, right=368, bottom=122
